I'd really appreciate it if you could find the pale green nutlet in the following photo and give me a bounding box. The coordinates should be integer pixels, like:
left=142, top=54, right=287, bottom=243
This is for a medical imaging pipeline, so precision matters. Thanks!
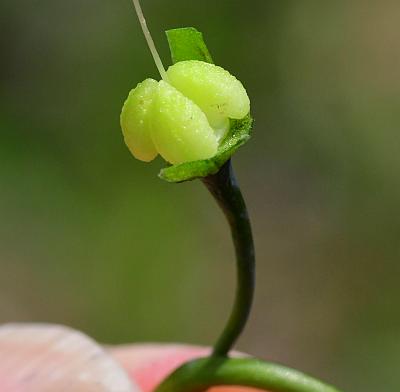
left=167, top=60, right=250, bottom=140
left=120, top=78, right=159, bottom=162
left=150, top=81, right=218, bottom=164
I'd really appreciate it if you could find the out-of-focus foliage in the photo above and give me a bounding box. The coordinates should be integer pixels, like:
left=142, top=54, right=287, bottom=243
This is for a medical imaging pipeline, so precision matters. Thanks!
left=1, top=1, right=399, bottom=391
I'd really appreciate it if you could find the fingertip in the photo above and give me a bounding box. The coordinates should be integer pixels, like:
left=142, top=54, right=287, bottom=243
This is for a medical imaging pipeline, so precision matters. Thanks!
left=110, top=344, right=263, bottom=392
left=0, top=323, right=137, bottom=392
left=110, top=344, right=209, bottom=391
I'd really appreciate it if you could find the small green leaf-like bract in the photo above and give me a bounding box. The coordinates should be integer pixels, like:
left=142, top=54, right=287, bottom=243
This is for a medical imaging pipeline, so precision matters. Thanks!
left=166, top=27, right=213, bottom=64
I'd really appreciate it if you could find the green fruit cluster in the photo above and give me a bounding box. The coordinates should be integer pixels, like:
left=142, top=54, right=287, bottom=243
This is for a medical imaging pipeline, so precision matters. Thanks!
left=121, top=60, right=250, bottom=164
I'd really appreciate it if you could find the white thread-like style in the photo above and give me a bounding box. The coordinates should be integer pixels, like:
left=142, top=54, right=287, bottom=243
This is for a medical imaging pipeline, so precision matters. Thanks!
left=132, top=0, right=168, bottom=81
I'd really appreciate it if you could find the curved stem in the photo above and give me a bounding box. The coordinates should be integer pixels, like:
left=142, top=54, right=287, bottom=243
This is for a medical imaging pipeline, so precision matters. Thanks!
left=202, top=160, right=255, bottom=356
left=154, top=357, right=342, bottom=392
left=155, top=160, right=343, bottom=392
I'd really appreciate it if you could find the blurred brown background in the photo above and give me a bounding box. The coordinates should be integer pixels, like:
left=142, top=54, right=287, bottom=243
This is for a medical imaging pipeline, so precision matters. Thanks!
left=1, top=1, right=400, bottom=390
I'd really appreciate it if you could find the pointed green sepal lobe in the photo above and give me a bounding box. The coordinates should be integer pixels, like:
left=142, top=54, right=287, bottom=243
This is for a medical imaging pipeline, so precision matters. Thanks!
left=166, top=28, right=214, bottom=64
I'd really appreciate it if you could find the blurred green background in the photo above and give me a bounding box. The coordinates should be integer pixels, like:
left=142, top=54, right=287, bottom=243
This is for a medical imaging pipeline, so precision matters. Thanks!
left=1, top=0, right=400, bottom=390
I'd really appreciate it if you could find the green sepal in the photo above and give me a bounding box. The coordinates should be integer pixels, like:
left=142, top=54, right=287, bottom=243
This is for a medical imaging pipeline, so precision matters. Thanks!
left=159, top=27, right=253, bottom=183
left=166, top=27, right=214, bottom=64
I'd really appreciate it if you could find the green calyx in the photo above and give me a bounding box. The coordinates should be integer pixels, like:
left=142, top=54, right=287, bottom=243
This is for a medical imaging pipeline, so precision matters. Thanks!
left=121, top=27, right=253, bottom=182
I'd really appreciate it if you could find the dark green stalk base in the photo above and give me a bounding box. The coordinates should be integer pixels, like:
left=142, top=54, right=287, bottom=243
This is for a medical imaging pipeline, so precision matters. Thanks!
left=154, top=357, right=342, bottom=392
left=202, top=160, right=255, bottom=357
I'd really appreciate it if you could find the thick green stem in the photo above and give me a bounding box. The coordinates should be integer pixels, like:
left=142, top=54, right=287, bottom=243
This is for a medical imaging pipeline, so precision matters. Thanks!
left=202, top=159, right=255, bottom=357
left=154, top=357, right=342, bottom=392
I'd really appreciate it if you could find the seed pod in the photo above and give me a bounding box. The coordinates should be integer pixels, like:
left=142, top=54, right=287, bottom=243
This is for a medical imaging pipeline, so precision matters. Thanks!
left=167, top=60, right=250, bottom=140
left=150, top=81, right=218, bottom=164
left=121, top=78, right=159, bottom=162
